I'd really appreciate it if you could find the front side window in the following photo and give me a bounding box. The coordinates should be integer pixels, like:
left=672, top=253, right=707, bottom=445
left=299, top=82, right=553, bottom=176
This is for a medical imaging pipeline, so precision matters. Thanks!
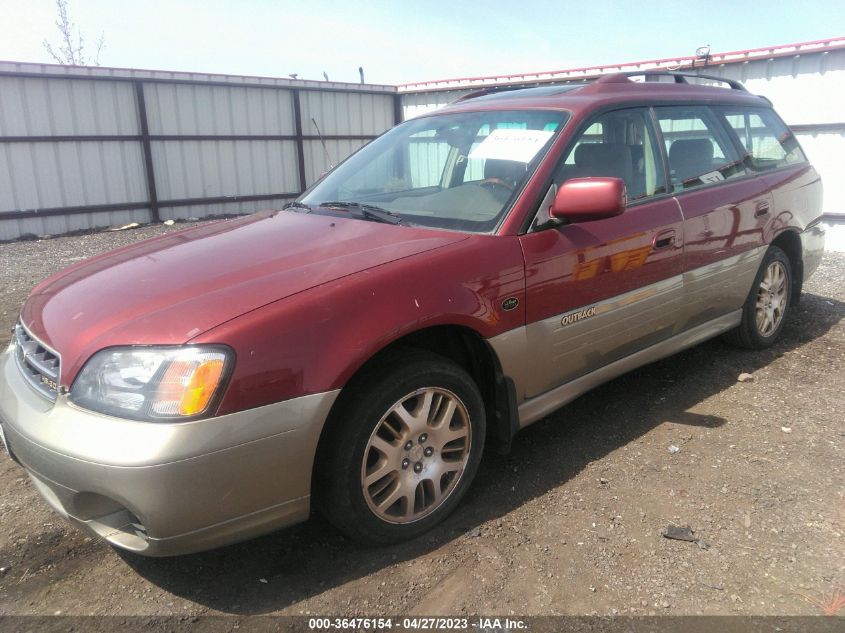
left=555, top=107, right=667, bottom=202
left=301, top=110, right=568, bottom=232
left=655, top=106, right=745, bottom=192
left=717, top=107, right=807, bottom=171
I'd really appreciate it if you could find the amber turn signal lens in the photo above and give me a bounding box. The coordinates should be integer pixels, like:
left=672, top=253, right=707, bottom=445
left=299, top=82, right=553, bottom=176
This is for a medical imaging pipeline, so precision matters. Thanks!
left=178, top=359, right=225, bottom=416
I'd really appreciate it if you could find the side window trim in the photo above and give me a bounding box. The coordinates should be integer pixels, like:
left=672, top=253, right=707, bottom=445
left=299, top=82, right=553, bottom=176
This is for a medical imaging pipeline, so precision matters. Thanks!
left=636, top=106, right=670, bottom=201
left=648, top=105, right=673, bottom=197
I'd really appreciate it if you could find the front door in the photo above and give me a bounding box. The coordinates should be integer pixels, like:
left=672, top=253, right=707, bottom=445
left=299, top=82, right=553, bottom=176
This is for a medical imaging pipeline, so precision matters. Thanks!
left=517, top=107, right=685, bottom=400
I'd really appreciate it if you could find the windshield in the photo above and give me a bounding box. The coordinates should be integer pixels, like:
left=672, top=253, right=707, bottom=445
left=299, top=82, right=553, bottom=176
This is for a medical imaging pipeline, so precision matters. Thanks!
left=300, top=109, right=568, bottom=232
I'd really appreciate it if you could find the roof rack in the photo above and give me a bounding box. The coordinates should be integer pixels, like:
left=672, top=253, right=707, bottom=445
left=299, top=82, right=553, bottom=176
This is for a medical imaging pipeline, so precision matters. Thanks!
left=454, top=85, right=533, bottom=102
left=451, top=71, right=750, bottom=105
left=596, top=71, right=748, bottom=91
left=453, top=82, right=589, bottom=103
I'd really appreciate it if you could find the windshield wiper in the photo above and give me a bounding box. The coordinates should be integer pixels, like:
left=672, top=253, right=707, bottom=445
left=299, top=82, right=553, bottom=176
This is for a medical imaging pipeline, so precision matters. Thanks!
left=283, top=201, right=313, bottom=212
left=317, top=201, right=406, bottom=225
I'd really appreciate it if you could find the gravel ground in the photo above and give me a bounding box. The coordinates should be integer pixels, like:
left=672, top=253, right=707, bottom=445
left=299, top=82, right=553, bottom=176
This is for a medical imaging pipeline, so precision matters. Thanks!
left=0, top=222, right=843, bottom=618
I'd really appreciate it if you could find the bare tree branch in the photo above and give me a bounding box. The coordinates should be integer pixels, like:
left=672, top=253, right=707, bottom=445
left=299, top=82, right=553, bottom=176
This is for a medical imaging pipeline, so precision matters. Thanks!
left=42, top=41, right=64, bottom=64
left=42, top=0, right=104, bottom=66
left=94, top=32, right=105, bottom=66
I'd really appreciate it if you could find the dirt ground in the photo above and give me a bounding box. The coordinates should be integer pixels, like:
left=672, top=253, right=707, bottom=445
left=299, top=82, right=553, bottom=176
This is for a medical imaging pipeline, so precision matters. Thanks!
left=0, top=222, right=842, bottom=618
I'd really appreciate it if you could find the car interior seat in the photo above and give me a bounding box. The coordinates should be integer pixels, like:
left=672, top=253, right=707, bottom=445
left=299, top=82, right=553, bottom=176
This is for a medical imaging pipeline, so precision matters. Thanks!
left=573, top=143, right=634, bottom=191
left=668, top=138, right=714, bottom=187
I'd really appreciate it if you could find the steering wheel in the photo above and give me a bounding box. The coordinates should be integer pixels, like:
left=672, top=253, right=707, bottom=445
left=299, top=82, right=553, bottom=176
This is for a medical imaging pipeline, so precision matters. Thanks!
left=480, top=177, right=515, bottom=192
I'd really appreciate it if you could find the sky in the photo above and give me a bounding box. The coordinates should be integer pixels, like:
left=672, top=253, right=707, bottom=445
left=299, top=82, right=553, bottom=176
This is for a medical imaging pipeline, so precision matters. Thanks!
left=0, top=0, right=842, bottom=85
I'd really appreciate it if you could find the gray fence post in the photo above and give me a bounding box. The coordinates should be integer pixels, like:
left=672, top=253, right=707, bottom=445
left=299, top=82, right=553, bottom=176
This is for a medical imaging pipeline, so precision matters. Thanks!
left=134, top=81, right=161, bottom=224
left=291, top=89, right=308, bottom=194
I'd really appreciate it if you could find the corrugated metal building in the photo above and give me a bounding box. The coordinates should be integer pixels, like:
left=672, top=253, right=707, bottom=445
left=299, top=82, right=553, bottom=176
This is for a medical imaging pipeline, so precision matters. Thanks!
left=0, top=37, right=842, bottom=240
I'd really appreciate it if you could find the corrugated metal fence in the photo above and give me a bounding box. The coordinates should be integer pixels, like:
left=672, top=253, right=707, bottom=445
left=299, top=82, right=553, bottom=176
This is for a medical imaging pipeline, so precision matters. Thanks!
left=0, top=62, right=399, bottom=240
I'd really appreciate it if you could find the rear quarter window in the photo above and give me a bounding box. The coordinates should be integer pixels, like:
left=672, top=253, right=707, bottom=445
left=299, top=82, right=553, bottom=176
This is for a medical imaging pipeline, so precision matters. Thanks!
left=717, top=107, right=807, bottom=171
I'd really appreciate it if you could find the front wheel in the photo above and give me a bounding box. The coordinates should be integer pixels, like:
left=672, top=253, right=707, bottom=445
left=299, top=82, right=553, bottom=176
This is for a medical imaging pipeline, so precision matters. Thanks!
left=316, top=351, right=486, bottom=544
left=724, top=246, right=792, bottom=349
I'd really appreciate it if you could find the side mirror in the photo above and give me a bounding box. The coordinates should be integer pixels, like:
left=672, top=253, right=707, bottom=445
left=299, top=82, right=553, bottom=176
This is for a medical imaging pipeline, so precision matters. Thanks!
left=550, top=177, right=627, bottom=223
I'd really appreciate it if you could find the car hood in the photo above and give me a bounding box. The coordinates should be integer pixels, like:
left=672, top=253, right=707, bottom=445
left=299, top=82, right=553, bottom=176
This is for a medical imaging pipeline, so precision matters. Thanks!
left=20, top=210, right=468, bottom=384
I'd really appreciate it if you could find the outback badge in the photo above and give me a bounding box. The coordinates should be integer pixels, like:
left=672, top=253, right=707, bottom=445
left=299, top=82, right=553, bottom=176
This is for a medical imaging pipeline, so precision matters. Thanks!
left=561, top=305, right=597, bottom=326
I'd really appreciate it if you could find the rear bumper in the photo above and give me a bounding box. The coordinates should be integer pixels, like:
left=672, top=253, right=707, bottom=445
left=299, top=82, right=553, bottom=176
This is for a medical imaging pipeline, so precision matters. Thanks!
left=801, top=221, right=826, bottom=281
left=0, top=345, right=339, bottom=556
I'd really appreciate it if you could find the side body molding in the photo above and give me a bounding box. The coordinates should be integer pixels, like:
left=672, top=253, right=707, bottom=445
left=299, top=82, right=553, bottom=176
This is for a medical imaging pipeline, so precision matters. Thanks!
left=513, top=310, right=740, bottom=427
left=488, top=247, right=767, bottom=429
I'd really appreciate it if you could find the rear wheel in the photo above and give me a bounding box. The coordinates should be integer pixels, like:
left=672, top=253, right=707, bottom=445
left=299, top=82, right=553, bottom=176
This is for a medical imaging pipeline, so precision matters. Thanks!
left=316, top=351, right=485, bottom=544
left=724, top=246, right=792, bottom=349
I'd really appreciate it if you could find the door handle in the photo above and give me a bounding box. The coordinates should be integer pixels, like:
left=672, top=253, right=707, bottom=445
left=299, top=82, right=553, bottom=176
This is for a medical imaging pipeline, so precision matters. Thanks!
left=755, top=201, right=770, bottom=217
left=653, top=230, right=676, bottom=250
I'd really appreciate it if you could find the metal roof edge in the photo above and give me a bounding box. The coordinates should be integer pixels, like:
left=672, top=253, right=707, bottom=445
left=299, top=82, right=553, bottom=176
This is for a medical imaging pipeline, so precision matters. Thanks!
left=398, top=36, right=845, bottom=93
left=0, top=59, right=398, bottom=92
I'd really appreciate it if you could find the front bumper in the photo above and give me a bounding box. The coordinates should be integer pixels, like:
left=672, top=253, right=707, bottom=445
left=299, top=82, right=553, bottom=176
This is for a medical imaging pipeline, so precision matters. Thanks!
left=0, top=346, right=339, bottom=556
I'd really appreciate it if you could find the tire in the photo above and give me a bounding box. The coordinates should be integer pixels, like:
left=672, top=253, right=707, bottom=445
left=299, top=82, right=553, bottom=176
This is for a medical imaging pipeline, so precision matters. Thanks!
left=724, top=246, right=792, bottom=349
left=315, top=350, right=486, bottom=545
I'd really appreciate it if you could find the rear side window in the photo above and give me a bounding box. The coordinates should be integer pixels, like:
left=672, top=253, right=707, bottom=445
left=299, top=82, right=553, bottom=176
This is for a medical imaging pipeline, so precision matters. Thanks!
left=717, top=107, right=807, bottom=171
left=654, top=106, right=745, bottom=192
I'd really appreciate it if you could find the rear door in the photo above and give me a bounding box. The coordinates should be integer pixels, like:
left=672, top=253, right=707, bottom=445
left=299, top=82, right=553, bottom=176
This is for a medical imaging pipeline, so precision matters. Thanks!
left=717, top=104, right=821, bottom=230
left=654, top=105, right=772, bottom=330
left=717, top=105, right=823, bottom=280
left=517, top=106, right=685, bottom=400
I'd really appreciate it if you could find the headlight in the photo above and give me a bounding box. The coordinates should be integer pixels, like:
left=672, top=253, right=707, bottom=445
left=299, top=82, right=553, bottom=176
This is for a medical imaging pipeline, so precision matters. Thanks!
left=70, top=346, right=233, bottom=421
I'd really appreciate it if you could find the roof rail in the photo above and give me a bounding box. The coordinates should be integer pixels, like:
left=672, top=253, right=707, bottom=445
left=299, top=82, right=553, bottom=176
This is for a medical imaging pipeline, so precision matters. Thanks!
left=453, top=81, right=590, bottom=103
left=452, top=83, right=562, bottom=102
left=450, top=70, right=753, bottom=105
left=596, top=71, right=748, bottom=91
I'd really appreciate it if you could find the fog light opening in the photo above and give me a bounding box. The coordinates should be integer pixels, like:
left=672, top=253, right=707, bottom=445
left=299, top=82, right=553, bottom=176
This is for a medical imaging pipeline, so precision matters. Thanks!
left=85, top=506, right=149, bottom=551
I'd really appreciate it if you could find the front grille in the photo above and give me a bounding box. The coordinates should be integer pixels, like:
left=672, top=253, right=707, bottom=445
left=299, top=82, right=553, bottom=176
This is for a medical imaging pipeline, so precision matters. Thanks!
left=13, top=322, right=61, bottom=401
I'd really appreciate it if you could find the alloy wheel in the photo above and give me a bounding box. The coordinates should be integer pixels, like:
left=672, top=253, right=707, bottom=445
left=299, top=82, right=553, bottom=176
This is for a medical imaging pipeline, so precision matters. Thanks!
left=756, top=260, right=788, bottom=337
left=360, top=387, right=472, bottom=524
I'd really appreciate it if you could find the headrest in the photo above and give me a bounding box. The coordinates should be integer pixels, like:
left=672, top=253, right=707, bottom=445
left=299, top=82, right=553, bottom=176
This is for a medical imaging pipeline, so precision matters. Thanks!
left=483, top=159, right=527, bottom=184
left=668, top=139, right=715, bottom=182
left=573, top=143, right=633, bottom=184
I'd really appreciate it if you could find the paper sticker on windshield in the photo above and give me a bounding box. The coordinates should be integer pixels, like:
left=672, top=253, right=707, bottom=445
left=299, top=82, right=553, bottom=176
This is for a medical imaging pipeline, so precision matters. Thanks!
left=469, top=129, right=554, bottom=163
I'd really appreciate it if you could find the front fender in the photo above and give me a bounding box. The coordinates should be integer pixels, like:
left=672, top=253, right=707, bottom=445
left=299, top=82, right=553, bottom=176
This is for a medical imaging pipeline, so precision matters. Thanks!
left=195, top=234, right=526, bottom=415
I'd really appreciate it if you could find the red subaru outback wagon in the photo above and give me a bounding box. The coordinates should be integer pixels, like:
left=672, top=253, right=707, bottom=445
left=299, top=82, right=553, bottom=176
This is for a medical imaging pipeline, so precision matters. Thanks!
left=0, top=72, right=825, bottom=555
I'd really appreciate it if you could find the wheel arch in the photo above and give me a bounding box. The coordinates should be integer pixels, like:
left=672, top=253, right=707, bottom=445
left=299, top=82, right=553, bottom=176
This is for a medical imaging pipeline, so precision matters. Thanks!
left=311, top=324, right=519, bottom=504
